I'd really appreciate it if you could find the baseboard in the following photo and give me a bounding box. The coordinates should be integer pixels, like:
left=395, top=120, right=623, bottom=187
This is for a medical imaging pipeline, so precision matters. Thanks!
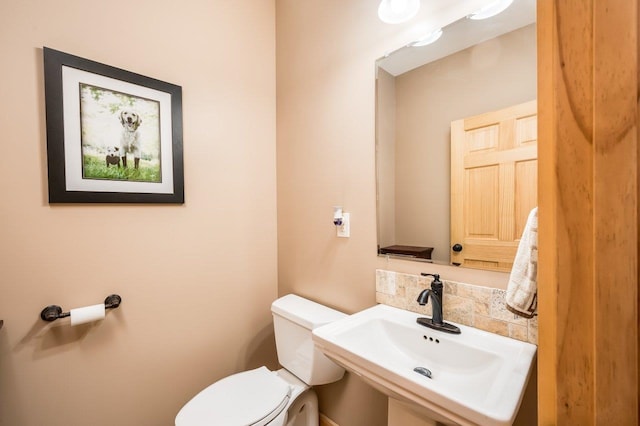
left=320, top=413, right=339, bottom=426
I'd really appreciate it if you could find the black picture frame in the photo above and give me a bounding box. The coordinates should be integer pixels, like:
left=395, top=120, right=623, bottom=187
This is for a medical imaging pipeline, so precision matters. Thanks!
left=44, top=47, right=184, bottom=203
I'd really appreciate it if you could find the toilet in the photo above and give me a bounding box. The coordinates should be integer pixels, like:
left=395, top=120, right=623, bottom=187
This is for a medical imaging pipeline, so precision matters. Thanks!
left=175, top=294, right=347, bottom=426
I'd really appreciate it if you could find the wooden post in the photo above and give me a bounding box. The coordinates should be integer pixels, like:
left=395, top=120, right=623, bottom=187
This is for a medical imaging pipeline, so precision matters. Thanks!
left=538, top=0, right=639, bottom=424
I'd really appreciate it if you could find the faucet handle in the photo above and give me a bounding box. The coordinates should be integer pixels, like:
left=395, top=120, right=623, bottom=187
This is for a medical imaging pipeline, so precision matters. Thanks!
left=420, top=273, right=443, bottom=290
left=421, top=272, right=439, bottom=280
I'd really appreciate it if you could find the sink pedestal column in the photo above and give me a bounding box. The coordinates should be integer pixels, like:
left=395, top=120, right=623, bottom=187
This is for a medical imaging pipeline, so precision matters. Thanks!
left=388, top=399, right=450, bottom=426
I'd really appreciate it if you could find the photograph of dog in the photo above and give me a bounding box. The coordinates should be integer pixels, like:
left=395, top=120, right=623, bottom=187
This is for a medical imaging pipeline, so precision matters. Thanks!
left=78, top=82, right=161, bottom=183
left=119, top=110, right=142, bottom=169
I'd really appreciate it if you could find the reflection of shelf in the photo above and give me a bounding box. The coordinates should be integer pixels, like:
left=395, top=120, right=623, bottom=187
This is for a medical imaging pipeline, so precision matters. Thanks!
left=379, top=245, right=433, bottom=259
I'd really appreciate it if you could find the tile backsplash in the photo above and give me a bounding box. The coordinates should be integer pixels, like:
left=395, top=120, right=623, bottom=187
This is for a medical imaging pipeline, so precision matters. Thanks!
left=375, top=269, right=537, bottom=344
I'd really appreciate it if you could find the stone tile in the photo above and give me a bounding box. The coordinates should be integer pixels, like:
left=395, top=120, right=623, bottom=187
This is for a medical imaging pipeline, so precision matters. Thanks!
left=375, top=291, right=389, bottom=304
left=474, top=315, right=509, bottom=337
left=376, top=269, right=396, bottom=295
left=416, top=274, right=430, bottom=289
left=405, top=286, right=432, bottom=316
left=527, top=315, right=538, bottom=344
left=444, top=280, right=457, bottom=295
left=455, top=282, right=475, bottom=298
left=473, top=300, right=491, bottom=317
left=443, top=294, right=473, bottom=326
left=410, top=303, right=432, bottom=316
left=469, top=284, right=493, bottom=304
left=395, top=273, right=416, bottom=298
left=403, top=276, right=431, bottom=315
left=509, top=323, right=529, bottom=341
left=376, top=291, right=407, bottom=310
left=375, top=269, right=538, bottom=344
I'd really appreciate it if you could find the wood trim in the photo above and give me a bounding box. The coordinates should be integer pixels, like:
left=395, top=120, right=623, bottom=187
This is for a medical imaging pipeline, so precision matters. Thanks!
left=538, top=0, right=639, bottom=424
left=537, top=2, right=556, bottom=421
left=594, top=1, right=638, bottom=422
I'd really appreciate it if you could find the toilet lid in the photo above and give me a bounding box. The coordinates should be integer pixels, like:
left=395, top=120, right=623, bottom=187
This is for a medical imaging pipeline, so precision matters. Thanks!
left=175, top=366, right=291, bottom=426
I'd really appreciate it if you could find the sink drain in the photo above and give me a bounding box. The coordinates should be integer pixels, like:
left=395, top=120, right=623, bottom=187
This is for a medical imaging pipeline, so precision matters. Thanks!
left=413, top=366, right=432, bottom=379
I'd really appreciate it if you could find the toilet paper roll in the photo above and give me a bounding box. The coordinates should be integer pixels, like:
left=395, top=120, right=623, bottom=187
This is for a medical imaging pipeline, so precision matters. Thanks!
left=70, top=303, right=105, bottom=326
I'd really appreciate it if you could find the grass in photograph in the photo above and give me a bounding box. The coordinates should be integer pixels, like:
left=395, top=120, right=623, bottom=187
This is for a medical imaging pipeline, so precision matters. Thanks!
left=82, top=155, right=161, bottom=183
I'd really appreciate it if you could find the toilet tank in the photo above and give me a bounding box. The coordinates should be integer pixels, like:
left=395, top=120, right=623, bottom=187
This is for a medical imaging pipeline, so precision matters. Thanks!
left=271, top=294, right=347, bottom=385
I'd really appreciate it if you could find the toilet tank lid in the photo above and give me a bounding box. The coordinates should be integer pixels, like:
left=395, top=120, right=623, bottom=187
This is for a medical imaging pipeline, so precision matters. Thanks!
left=271, top=294, right=347, bottom=330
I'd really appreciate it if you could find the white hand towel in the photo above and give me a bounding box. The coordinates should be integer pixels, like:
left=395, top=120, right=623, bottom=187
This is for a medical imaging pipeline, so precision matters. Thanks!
left=506, top=207, right=538, bottom=318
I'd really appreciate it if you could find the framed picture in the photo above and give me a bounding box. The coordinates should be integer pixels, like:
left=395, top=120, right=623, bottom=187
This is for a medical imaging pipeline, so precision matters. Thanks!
left=43, top=47, right=184, bottom=203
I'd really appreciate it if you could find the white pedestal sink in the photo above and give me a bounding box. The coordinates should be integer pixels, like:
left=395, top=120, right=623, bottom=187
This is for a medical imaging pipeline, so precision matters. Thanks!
left=312, top=304, right=536, bottom=426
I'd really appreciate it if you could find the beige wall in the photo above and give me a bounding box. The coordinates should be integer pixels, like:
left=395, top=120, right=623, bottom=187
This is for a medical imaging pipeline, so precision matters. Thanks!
left=275, top=1, right=511, bottom=425
left=0, top=1, right=277, bottom=425
left=393, top=24, right=537, bottom=263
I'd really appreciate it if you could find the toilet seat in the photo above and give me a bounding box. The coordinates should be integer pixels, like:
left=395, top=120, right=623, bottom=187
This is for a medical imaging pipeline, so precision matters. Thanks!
left=175, top=366, right=292, bottom=426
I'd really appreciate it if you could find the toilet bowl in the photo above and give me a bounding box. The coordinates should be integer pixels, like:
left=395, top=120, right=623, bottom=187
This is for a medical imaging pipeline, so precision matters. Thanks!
left=175, top=294, right=347, bottom=426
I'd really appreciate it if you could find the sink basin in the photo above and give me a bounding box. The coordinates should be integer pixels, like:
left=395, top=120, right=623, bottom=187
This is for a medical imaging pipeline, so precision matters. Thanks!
left=312, top=304, right=536, bottom=426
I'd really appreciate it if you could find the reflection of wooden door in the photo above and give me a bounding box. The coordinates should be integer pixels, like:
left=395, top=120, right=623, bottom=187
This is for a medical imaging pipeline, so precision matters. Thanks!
left=450, top=100, right=537, bottom=272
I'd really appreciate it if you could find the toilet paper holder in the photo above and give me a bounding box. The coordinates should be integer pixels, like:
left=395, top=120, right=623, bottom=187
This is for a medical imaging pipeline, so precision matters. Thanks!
left=40, top=294, right=122, bottom=322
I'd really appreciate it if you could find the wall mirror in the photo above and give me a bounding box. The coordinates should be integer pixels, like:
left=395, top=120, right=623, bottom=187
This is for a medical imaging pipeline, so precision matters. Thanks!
left=376, top=0, right=537, bottom=272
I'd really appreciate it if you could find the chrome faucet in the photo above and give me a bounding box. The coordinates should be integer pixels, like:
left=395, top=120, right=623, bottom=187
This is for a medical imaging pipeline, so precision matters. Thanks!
left=416, top=273, right=461, bottom=334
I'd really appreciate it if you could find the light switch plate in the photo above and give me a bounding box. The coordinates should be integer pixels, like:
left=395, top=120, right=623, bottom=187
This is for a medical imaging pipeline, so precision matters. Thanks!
left=337, top=213, right=350, bottom=238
